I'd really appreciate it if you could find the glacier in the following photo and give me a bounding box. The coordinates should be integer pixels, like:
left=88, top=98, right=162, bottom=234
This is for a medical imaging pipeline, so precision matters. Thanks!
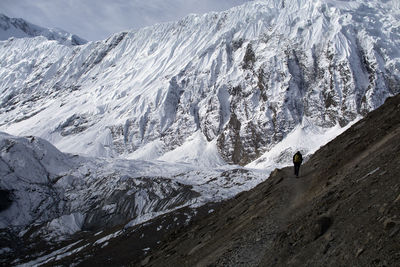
left=0, top=130, right=266, bottom=265
left=0, top=131, right=265, bottom=237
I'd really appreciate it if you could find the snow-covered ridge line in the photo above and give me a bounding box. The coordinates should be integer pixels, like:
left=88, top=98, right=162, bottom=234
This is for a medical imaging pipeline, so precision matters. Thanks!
left=0, top=0, right=399, bottom=165
left=0, top=13, right=87, bottom=46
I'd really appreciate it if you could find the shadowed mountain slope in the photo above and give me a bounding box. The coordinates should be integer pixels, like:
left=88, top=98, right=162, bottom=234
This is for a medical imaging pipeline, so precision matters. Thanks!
left=140, top=93, right=400, bottom=266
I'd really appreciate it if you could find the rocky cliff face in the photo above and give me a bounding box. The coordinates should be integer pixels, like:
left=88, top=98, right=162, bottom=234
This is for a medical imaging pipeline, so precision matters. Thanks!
left=0, top=0, right=399, bottom=164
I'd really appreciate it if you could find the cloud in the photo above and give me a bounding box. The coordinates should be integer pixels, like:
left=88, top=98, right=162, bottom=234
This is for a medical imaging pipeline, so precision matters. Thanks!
left=0, top=0, right=253, bottom=41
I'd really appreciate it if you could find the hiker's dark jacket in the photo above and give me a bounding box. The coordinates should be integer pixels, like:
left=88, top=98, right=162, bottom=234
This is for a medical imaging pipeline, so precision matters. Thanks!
left=293, top=152, right=303, bottom=164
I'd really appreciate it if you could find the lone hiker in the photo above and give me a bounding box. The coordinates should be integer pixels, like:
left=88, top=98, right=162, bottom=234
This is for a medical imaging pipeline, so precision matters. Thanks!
left=293, top=151, right=303, bottom=178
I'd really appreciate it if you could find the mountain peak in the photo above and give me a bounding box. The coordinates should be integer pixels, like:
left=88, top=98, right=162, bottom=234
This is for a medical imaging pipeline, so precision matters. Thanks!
left=0, top=13, right=87, bottom=46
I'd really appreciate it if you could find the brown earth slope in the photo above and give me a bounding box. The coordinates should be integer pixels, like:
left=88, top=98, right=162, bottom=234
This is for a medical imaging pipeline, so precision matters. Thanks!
left=139, top=94, right=400, bottom=267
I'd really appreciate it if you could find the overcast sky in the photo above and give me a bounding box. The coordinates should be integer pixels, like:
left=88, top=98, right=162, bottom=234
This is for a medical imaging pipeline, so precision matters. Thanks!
left=0, top=0, right=253, bottom=41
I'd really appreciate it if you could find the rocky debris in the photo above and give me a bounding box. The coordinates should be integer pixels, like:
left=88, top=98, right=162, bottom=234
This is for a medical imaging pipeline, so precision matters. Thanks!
left=139, top=94, right=400, bottom=266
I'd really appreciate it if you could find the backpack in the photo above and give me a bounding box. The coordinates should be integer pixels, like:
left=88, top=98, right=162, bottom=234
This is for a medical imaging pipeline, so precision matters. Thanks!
left=294, top=153, right=301, bottom=163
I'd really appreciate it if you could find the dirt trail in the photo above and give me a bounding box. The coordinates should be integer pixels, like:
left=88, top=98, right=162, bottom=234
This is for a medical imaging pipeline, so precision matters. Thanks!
left=271, top=166, right=312, bottom=226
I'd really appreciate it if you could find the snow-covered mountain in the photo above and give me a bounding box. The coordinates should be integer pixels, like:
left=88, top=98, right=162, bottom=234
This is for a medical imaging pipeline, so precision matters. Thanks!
left=0, top=13, right=87, bottom=46
left=0, top=0, right=399, bottom=168
left=1, top=0, right=400, bottom=264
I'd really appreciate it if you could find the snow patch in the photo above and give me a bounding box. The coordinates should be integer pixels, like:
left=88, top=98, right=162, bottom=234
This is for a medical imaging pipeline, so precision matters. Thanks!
left=102, top=204, right=117, bottom=213
left=47, top=213, right=86, bottom=237
left=247, top=117, right=360, bottom=171
left=158, top=131, right=225, bottom=168
left=94, top=230, right=123, bottom=246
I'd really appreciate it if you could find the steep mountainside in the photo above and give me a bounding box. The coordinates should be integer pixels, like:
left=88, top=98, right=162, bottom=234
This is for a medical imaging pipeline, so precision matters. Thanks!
left=0, top=0, right=399, bottom=166
left=141, top=89, right=400, bottom=266
left=0, top=14, right=87, bottom=46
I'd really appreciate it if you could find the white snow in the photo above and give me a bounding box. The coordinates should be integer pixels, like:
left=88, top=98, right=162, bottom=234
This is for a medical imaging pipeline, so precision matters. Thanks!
left=157, top=131, right=225, bottom=168
left=127, top=139, right=164, bottom=160
left=0, top=13, right=87, bottom=46
left=14, top=240, right=84, bottom=267
left=94, top=230, right=123, bottom=246
left=102, top=204, right=117, bottom=213
left=247, top=117, right=360, bottom=172
left=47, top=213, right=86, bottom=237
